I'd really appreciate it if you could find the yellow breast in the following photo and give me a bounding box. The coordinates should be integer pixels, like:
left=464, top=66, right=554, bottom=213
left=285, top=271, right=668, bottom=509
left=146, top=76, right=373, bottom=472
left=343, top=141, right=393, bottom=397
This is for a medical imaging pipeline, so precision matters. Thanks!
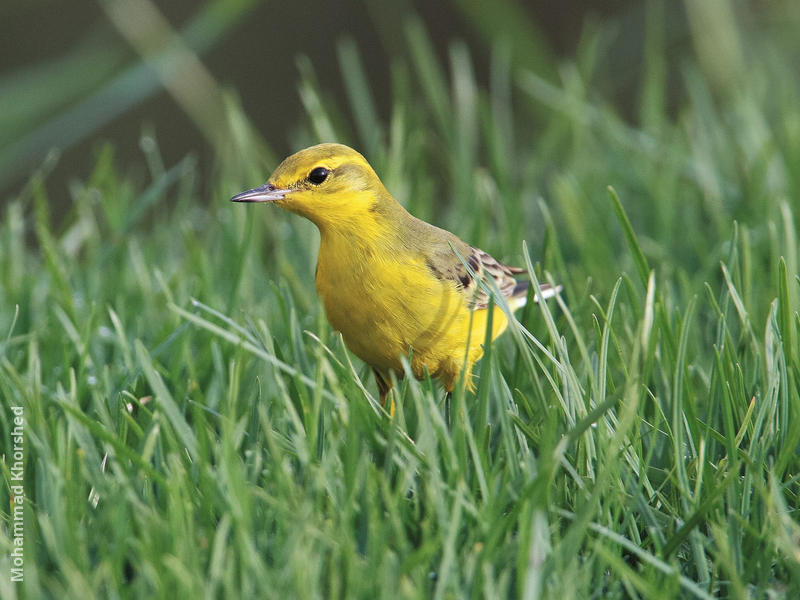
left=315, top=229, right=509, bottom=389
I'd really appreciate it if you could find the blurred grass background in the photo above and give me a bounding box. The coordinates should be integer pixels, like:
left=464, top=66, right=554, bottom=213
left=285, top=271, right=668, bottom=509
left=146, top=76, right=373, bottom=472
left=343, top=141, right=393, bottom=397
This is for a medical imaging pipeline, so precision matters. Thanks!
left=1, top=0, right=697, bottom=207
left=2, top=0, right=800, bottom=598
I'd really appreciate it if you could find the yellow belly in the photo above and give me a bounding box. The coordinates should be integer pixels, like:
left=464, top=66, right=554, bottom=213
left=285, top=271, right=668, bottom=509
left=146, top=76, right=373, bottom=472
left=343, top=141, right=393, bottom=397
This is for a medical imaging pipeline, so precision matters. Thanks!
left=315, top=236, right=509, bottom=389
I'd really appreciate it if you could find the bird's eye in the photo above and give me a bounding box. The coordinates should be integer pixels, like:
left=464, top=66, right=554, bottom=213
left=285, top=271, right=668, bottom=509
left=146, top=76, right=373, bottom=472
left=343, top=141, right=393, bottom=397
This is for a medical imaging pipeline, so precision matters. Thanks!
left=308, top=167, right=329, bottom=185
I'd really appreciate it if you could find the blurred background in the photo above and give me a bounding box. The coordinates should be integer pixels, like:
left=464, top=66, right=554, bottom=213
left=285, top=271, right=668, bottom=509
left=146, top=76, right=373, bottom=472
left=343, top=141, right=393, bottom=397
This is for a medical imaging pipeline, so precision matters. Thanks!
left=3, top=0, right=800, bottom=229
left=0, top=0, right=745, bottom=207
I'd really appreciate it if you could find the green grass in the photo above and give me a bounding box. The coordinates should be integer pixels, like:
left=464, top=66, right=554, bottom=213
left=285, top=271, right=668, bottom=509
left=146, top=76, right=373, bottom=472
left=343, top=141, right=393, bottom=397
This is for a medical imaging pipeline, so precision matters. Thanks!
left=3, top=4, right=800, bottom=598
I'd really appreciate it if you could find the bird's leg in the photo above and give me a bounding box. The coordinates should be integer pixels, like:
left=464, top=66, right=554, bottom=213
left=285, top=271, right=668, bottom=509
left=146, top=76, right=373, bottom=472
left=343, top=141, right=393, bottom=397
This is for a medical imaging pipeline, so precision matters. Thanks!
left=374, top=369, right=395, bottom=417
left=445, top=391, right=452, bottom=428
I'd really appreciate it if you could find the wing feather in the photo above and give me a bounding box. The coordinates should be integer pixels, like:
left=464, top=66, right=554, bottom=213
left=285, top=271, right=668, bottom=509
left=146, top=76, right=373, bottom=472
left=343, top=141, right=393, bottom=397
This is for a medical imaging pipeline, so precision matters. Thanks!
left=425, top=244, right=559, bottom=310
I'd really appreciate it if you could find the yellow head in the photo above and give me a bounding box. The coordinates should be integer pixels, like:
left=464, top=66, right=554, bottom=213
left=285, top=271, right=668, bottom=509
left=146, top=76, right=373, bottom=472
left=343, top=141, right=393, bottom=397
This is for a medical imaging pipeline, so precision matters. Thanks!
left=231, top=143, right=390, bottom=228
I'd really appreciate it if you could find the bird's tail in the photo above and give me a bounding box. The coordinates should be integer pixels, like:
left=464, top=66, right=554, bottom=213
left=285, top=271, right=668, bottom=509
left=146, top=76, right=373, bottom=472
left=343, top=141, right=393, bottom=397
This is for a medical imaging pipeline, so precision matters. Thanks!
left=509, top=281, right=561, bottom=310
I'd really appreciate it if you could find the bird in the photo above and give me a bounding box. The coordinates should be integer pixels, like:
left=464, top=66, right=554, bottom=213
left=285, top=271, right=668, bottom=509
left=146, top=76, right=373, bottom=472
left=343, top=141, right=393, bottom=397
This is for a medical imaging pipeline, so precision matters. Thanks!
left=231, top=143, right=559, bottom=413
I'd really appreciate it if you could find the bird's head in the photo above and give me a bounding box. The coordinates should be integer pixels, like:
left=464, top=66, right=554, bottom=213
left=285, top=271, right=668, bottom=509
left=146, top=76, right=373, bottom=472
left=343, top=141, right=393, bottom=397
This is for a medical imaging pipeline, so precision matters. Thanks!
left=231, top=143, right=390, bottom=227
